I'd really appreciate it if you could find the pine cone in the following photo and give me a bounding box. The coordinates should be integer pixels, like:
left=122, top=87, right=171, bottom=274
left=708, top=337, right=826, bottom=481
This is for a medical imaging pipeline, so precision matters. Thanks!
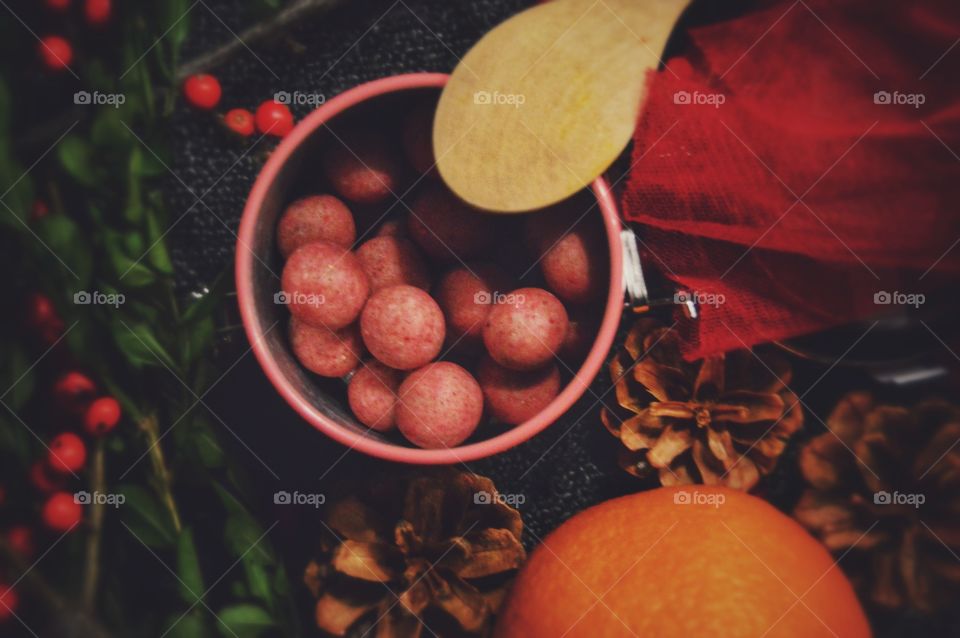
left=794, top=392, right=960, bottom=612
left=304, top=469, right=526, bottom=637
left=601, top=318, right=803, bottom=489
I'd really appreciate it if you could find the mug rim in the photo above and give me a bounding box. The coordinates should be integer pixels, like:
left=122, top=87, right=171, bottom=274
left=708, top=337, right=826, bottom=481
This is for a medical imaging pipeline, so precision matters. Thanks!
left=236, top=72, right=624, bottom=464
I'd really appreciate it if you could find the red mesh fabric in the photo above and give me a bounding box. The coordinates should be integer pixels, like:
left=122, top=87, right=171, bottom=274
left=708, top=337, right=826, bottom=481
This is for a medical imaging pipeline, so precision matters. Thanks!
left=621, top=0, right=960, bottom=359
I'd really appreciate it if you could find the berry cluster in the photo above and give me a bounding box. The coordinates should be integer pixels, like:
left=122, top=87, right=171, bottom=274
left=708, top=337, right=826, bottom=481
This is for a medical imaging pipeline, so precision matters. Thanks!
left=181, top=73, right=295, bottom=139
left=36, top=0, right=113, bottom=72
left=1, top=294, right=123, bottom=623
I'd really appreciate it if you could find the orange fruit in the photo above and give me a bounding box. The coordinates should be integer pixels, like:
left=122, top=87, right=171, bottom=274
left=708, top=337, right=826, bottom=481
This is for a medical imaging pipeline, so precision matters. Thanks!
left=495, top=486, right=870, bottom=638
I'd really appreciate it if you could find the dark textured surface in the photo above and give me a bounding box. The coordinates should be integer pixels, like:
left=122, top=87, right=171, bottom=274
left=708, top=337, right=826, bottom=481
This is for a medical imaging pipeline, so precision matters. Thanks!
left=170, top=0, right=531, bottom=292
left=173, top=2, right=956, bottom=636
left=173, top=0, right=645, bottom=544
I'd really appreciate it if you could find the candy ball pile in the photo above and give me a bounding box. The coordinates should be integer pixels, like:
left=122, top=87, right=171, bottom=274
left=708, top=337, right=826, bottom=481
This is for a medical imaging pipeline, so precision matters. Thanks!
left=273, top=102, right=609, bottom=449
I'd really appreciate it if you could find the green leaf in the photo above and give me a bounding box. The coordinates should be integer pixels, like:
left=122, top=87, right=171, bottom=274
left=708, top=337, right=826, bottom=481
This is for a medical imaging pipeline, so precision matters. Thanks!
left=145, top=206, right=173, bottom=275
left=119, top=484, right=177, bottom=548
left=192, top=422, right=225, bottom=468
left=177, top=529, right=205, bottom=605
left=35, top=214, right=93, bottom=285
left=165, top=612, right=208, bottom=638
left=216, top=604, right=275, bottom=638
left=182, top=271, right=227, bottom=323
left=3, top=345, right=36, bottom=410
left=58, top=136, right=99, bottom=186
left=272, top=568, right=291, bottom=598
left=91, top=108, right=130, bottom=148
left=0, top=414, right=32, bottom=465
left=182, top=315, right=214, bottom=366
left=125, top=147, right=145, bottom=223
left=0, top=78, right=34, bottom=225
left=122, top=262, right=157, bottom=288
left=162, top=0, right=192, bottom=58
left=103, top=228, right=156, bottom=287
left=224, top=516, right=272, bottom=563
left=113, top=320, right=177, bottom=370
left=214, top=484, right=275, bottom=563
left=243, top=559, right=274, bottom=610
left=134, top=151, right=167, bottom=178
left=107, top=435, right=126, bottom=454
left=132, top=292, right=164, bottom=321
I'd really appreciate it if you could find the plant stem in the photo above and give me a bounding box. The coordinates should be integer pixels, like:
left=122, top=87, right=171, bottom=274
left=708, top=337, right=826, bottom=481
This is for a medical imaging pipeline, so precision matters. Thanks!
left=0, top=539, right=114, bottom=638
left=175, top=0, right=348, bottom=82
left=81, top=439, right=106, bottom=611
left=18, top=0, right=348, bottom=153
left=139, top=413, right=183, bottom=533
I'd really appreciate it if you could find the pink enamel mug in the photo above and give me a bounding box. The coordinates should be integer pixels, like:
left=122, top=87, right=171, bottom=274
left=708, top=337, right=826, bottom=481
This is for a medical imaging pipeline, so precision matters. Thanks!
left=236, top=73, right=624, bottom=464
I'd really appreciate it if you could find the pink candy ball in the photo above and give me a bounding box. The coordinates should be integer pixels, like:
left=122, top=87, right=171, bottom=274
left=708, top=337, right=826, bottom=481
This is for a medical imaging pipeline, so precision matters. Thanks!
left=396, top=362, right=483, bottom=448
left=526, top=207, right=608, bottom=303
left=376, top=218, right=406, bottom=237
left=281, top=241, right=370, bottom=329
left=288, top=318, right=362, bottom=378
left=360, top=285, right=445, bottom=370
left=477, top=356, right=561, bottom=425
left=434, top=263, right=511, bottom=350
left=483, top=287, right=568, bottom=370
left=355, top=236, right=430, bottom=292
left=348, top=360, right=403, bottom=431
left=560, top=310, right=600, bottom=362
left=322, top=130, right=402, bottom=204
left=276, top=195, right=356, bottom=258
left=407, top=184, right=495, bottom=262
left=402, top=101, right=436, bottom=176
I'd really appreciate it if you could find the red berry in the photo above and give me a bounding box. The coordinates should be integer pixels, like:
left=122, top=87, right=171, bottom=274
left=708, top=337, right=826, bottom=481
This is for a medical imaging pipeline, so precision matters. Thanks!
left=6, top=526, right=35, bottom=558
left=0, top=584, right=18, bottom=622
left=42, top=492, right=82, bottom=533
left=255, top=100, right=294, bottom=137
left=83, top=397, right=121, bottom=436
left=0, top=484, right=5, bottom=506
left=24, top=292, right=60, bottom=330
left=53, top=371, right=97, bottom=413
left=84, top=0, right=111, bottom=25
left=47, top=432, right=87, bottom=474
left=30, top=200, right=49, bottom=222
left=223, top=108, right=255, bottom=137
left=45, top=0, right=70, bottom=10
left=29, top=461, right=67, bottom=494
left=182, top=74, right=222, bottom=110
left=38, top=36, right=73, bottom=71
left=24, top=293, right=65, bottom=346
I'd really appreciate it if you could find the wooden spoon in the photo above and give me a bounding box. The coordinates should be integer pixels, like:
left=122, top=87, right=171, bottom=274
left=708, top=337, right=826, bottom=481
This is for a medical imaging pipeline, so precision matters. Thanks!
left=433, top=0, right=690, bottom=213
